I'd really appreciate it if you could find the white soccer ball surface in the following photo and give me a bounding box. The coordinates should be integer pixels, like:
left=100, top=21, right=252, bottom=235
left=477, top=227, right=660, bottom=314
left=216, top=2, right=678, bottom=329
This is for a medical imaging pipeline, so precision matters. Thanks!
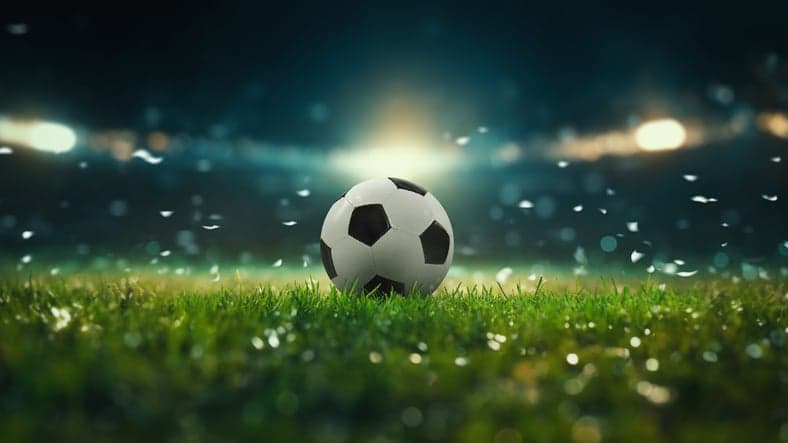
left=320, top=177, right=454, bottom=295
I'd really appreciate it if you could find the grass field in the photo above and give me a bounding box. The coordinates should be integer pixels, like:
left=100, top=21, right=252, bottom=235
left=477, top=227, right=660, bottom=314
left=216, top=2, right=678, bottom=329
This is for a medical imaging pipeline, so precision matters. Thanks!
left=0, top=274, right=786, bottom=443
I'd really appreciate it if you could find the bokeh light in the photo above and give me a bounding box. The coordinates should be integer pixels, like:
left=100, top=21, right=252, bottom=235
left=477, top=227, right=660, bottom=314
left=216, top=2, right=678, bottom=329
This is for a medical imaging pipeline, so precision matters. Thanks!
left=635, top=119, right=687, bottom=151
left=0, top=118, right=76, bottom=153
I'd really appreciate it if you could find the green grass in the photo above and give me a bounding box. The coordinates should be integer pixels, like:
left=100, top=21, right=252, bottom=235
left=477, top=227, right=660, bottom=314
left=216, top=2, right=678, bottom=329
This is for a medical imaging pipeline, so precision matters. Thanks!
left=0, top=275, right=786, bottom=443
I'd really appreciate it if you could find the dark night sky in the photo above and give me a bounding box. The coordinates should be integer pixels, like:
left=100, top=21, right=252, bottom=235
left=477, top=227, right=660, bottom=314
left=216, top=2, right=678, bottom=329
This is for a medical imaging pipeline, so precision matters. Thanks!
left=1, top=2, right=786, bottom=144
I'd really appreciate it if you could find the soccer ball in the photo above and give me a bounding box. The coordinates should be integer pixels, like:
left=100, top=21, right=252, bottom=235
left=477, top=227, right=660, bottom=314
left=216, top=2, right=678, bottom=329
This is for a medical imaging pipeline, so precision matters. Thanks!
left=320, top=177, right=454, bottom=295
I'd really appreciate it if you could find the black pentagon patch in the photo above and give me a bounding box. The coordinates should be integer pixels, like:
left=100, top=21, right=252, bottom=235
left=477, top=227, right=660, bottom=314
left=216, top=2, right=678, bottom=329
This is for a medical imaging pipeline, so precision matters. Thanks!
left=320, top=239, right=337, bottom=279
left=363, top=275, right=405, bottom=295
left=388, top=177, right=427, bottom=196
left=348, top=204, right=391, bottom=246
left=420, top=221, right=450, bottom=264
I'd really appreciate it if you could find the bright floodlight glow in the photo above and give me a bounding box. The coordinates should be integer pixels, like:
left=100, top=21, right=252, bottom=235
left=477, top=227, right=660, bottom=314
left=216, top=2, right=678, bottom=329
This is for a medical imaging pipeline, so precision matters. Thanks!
left=635, top=118, right=687, bottom=151
left=29, top=122, right=77, bottom=153
left=757, top=112, right=788, bottom=139
left=330, top=144, right=461, bottom=181
left=334, top=94, right=462, bottom=181
left=0, top=117, right=77, bottom=153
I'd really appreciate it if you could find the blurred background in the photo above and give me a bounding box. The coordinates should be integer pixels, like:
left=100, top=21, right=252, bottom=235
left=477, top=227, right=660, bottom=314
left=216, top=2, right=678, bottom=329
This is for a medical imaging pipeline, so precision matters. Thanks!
left=0, top=3, right=786, bottom=281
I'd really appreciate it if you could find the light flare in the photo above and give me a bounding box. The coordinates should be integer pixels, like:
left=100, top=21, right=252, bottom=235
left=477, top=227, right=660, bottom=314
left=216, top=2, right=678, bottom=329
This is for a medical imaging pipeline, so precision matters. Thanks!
left=0, top=117, right=77, bottom=153
left=635, top=119, right=687, bottom=151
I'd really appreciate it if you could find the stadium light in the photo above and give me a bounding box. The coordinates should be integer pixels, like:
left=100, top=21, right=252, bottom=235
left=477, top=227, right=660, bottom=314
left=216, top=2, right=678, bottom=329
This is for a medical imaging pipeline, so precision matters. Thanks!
left=635, top=118, right=687, bottom=151
left=0, top=117, right=77, bottom=153
left=329, top=144, right=462, bottom=182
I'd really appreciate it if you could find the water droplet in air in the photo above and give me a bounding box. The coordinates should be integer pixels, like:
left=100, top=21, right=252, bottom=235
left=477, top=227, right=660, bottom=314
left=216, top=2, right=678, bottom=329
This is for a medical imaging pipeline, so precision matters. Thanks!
left=761, top=194, right=778, bottom=202
left=132, top=149, right=163, bottom=165
left=518, top=200, right=534, bottom=209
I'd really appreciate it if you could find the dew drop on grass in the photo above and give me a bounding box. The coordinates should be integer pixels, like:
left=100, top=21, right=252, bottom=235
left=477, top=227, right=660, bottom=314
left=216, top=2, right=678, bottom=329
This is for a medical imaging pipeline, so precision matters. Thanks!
left=683, top=174, right=698, bottom=182
left=630, top=337, right=642, bottom=348
left=282, top=220, right=297, bottom=226
left=160, top=250, right=171, bottom=257
left=646, top=265, right=656, bottom=273
left=251, top=336, right=264, bottom=350
left=160, top=210, right=174, bottom=218
left=454, top=356, right=468, bottom=366
left=566, top=353, right=579, bottom=365
left=50, top=307, right=71, bottom=331
left=272, top=259, right=283, bottom=268
left=573, top=205, right=583, bottom=212
left=296, top=189, right=311, bottom=197
left=557, top=160, right=570, bottom=168
left=268, top=334, right=280, bottom=348
left=0, top=146, right=13, bottom=155
left=770, top=156, right=781, bottom=163
left=645, top=358, right=659, bottom=371
left=21, top=230, right=34, bottom=239
left=369, top=351, right=383, bottom=364
left=409, top=353, right=422, bottom=364
left=201, top=224, right=220, bottom=230
left=21, top=254, right=32, bottom=264
left=702, top=351, right=718, bottom=362
left=455, top=136, right=470, bottom=146
left=745, top=343, right=763, bottom=359
left=630, top=250, right=645, bottom=263
left=487, top=340, right=501, bottom=351
left=598, top=208, right=608, bottom=214
left=626, top=221, right=639, bottom=232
